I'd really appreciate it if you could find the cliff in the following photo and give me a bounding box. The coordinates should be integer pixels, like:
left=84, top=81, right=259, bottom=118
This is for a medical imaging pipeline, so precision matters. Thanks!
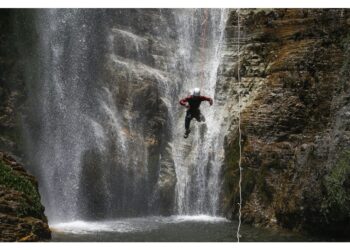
left=222, top=9, right=350, bottom=238
left=0, top=151, right=51, bottom=241
left=0, top=11, right=51, bottom=241
left=0, top=10, right=25, bottom=155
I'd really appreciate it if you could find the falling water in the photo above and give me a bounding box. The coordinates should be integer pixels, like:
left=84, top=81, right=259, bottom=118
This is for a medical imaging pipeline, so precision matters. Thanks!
left=22, top=10, right=111, bottom=222
left=22, top=9, right=229, bottom=224
left=171, top=9, right=229, bottom=215
left=23, top=9, right=155, bottom=222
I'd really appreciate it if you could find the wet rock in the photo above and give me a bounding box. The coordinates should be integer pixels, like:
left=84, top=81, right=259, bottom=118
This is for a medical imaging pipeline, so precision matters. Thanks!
left=157, top=143, right=177, bottom=215
left=223, top=9, right=350, bottom=238
left=0, top=151, right=51, bottom=241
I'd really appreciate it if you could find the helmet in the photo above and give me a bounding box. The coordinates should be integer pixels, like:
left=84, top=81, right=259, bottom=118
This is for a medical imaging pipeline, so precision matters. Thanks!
left=193, top=88, right=200, bottom=96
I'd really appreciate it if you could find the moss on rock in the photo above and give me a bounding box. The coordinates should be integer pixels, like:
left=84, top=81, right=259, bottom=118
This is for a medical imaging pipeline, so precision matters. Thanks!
left=0, top=152, right=50, bottom=241
left=0, top=159, right=42, bottom=218
left=320, top=150, right=350, bottom=230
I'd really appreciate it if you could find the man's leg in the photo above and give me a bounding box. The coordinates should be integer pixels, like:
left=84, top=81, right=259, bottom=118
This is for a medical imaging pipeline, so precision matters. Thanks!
left=184, top=110, right=192, bottom=138
left=200, top=112, right=205, bottom=122
left=194, top=109, right=203, bottom=122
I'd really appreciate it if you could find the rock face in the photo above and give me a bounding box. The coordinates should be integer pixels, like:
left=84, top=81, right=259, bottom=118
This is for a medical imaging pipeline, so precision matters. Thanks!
left=222, top=9, right=350, bottom=238
left=0, top=10, right=26, bottom=155
left=0, top=151, right=51, bottom=241
left=103, top=9, right=177, bottom=216
left=0, top=11, right=50, bottom=242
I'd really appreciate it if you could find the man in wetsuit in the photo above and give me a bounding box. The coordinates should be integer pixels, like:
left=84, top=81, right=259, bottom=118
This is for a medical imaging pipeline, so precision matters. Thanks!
left=179, top=87, right=213, bottom=138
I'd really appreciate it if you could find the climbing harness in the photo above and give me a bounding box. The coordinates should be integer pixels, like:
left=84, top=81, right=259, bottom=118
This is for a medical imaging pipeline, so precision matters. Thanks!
left=237, top=9, right=243, bottom=243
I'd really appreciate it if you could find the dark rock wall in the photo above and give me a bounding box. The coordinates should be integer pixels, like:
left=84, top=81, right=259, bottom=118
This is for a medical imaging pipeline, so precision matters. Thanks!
left=103, top=9, right=177, bottom=216
left=223, top=9, right=350, bottom=238
left=0, top=10, right=26, bottom=155
left=0, top=10, right=50, bottom=241
left=0, top=151, right=51, bottom=241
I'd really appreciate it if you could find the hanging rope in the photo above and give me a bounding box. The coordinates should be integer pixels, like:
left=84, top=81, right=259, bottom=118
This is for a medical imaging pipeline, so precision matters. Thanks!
left=199, top=9, right=209, bottom=90
left=236, top=9, right=242, bottom=243
left=199, top=9, right=243, bottom=242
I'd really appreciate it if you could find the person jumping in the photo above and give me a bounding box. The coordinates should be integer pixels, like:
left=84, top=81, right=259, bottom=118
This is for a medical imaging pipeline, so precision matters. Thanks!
left=179, top=87, right=213, bottom=138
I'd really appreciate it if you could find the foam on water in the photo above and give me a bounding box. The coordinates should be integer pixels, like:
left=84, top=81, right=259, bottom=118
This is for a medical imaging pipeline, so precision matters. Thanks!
left=51, top=215, right=229, bottom=234
left=52, top=220, right=137, bottom=234
left=170, top=214, right=229, bottom=222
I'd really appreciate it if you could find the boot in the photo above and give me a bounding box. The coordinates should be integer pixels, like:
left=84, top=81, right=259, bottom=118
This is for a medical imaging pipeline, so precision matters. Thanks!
left=184, top=129, right=191, bottom=138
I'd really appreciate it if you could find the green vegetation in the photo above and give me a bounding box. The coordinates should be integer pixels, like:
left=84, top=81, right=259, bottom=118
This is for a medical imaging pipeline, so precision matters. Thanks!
left=223, top=134, right=241, bottom=208
left=321, top=150, right=350, bottom=221
left=223, top=133, right=275, bottom=217
left=223, top=134, right=256, bottom=214
left=0, top=158, right=43, bottom=218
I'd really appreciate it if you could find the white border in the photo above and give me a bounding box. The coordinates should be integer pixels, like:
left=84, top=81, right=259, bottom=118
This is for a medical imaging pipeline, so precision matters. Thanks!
left=2, top=243, right=350, bottom=250
left=0, top=0, right=350, bottom=8
left=1, top=0, right=350, bottom=248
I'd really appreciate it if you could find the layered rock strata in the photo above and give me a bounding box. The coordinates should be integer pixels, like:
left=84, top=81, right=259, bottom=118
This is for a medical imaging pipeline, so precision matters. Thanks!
left=223, top=9, right=350, bottom=238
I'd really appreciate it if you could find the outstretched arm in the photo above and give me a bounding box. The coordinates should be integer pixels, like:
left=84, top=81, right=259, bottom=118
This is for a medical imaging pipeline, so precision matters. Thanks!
left=179, top=96, right=190, bottom=106
left=200, top=96, right=213, bottom=106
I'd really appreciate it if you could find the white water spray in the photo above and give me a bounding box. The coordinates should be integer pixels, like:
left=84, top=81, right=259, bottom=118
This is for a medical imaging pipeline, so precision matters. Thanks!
left=171, top=9, right=229, bottom=215
left=23, top=9, right=232, bottom=224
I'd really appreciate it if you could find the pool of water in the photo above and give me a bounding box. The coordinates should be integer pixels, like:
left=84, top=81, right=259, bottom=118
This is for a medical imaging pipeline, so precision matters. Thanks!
left=50, top=215, right=315, bottom=242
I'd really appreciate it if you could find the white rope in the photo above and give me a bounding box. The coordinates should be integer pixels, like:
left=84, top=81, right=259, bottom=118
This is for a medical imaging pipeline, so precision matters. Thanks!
left=236, top=8, right=242, bottom=243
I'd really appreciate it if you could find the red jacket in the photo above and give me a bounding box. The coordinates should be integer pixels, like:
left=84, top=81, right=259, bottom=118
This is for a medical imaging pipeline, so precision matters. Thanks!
left=179, top=95, right=213, bottom=110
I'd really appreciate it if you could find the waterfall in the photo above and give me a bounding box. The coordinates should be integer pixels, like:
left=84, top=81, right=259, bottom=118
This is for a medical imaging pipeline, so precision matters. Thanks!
left=23, top=9, right=174, bottom=222
left=171, top=9, right=229, bottom=215
left=21, top=9, right=229, bottom=223
left=22, top=9, right=112, bottom=222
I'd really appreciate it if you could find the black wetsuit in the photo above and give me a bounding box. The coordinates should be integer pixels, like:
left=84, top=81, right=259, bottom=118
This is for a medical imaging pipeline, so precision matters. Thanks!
left=179, top=95, right=213, bottom=131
